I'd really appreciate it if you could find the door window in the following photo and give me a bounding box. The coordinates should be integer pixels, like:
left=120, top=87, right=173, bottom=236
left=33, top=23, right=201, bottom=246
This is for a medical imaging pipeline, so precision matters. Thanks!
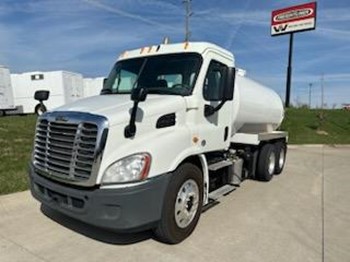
left=203, top=61, right=228, bottom=101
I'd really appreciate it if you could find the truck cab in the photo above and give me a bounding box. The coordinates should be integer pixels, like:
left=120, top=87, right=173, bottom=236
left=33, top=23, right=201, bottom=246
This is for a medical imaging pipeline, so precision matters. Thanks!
left=29, top=42, right=287, bottom=244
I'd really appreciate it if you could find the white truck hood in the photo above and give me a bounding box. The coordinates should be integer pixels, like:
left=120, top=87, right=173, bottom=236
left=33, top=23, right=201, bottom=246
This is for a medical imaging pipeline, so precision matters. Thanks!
left=53, top=94, right=186, bottom=126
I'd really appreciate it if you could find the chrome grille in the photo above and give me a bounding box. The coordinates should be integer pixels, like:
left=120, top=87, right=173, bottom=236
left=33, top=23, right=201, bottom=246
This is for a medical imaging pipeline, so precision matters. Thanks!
left=33, top=112, right=108, bottom=186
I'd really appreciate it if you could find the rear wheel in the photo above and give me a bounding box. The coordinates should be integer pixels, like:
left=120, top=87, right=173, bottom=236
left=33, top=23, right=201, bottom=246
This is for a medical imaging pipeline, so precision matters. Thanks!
left=154, top=163, right=203, bottom=244
left=274, top=141, right=287, bottom=175
left=256, top=143, right=276, bottom=181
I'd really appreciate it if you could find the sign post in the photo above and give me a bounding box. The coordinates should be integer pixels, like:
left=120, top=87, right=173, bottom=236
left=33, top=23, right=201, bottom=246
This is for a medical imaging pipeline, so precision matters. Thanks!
left=271, top=2, right=317, bottom=107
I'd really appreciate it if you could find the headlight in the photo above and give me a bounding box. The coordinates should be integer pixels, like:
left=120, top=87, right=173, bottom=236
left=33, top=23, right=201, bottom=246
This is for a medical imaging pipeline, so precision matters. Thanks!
left=102, top=153, right=151, bottom=184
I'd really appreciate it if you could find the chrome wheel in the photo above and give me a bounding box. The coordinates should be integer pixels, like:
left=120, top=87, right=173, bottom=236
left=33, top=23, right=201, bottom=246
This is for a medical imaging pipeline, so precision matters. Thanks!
left=268, top=152, right=276, bottom=175
left=174, top=179, right=199, bottom=228
left=278, top=147, right=285, bottom=168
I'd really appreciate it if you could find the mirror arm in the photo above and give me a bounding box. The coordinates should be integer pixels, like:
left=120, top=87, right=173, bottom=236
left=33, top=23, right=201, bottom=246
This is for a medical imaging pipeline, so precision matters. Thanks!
left=124, top=100, right=139, bottom=138
left=125, top=87, right=148, bottom=138
left=204, top=99, right=227, bottom=117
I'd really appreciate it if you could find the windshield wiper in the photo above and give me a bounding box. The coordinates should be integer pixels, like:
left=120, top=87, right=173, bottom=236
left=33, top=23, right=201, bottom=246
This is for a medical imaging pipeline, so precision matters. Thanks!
left=132, top=58, right=148, bottom=90
left=100, top=88, right=112, bottom=95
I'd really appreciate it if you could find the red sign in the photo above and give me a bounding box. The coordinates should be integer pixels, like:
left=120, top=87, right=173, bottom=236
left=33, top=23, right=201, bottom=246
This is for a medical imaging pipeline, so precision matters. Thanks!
left=271, top=2, right=317, bottom=36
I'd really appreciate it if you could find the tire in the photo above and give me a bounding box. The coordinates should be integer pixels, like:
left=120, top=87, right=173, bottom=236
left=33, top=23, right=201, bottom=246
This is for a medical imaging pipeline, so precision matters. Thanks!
left=256, top=143, right=276, bottom=182
left=35, top=104, right=47, bottom=115
left=274, top=141, right=287, bottom=175
left=154, top=163, right=203, bottom=244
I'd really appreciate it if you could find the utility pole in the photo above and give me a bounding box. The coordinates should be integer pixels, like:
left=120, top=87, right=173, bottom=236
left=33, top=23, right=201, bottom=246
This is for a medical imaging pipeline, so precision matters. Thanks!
left=183, top=0, right=193, bottom=42
left=321, top=74, right=324, bottom=109
left=308, top=83, right=312, bottom=109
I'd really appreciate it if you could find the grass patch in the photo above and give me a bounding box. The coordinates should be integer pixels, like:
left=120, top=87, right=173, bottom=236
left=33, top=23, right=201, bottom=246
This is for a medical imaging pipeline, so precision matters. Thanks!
left=280, top=108, right=350, bottom=144
left=0, top=115, right=37, bottom=195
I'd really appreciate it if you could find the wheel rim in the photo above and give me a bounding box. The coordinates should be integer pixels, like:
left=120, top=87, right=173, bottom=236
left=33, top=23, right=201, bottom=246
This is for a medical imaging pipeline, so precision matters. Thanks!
left=268, top=152, right=276, bottom=175
left=279, top=148, right=285, bottom=168
left=174, top=179, right=199, bottom=228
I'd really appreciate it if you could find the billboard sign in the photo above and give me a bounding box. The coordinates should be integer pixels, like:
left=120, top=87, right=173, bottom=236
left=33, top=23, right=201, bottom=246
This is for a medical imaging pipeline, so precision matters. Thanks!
left=271, top=2, right=317, bottom=36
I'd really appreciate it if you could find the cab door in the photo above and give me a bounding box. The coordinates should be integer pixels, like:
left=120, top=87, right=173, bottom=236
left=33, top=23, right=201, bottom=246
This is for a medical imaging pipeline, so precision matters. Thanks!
left=197, top=58, right=234, bottom=152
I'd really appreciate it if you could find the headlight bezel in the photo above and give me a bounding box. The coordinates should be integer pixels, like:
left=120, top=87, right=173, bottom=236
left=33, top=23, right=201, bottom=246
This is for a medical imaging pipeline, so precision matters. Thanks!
left=102, top=152, right=152, bottom=185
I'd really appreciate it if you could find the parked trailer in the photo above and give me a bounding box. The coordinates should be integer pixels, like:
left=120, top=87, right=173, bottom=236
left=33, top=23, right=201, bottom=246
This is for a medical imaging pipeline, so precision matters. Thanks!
left=29, top=42, right=288, bottom=244
left=11, top=71, right=84, bottom=114
left=0, top=65, right=16, bottom=115
left=83, top=77, right=104, bottom=98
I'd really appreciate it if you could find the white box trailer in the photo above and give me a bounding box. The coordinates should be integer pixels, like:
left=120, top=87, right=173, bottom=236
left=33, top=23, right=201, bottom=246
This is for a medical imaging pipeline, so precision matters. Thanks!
left=11, top=71, right=84, bottom=114
left=83, top=77, right=104, bottom=98
left=0, top=65, right=16, bottom=115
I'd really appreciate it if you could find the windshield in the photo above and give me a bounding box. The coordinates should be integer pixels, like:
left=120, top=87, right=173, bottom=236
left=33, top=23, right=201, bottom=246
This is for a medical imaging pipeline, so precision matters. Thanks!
left=102, top=53, right=202, bottom=96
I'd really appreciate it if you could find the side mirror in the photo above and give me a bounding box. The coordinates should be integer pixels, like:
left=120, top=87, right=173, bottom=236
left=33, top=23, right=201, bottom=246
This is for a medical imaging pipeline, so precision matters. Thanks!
left=223, top=67, right=235, bottom=101
left=103, top=78, right=107, bottom=86
left=131, top=87, right=147, bottom=102
left=34, top=90, right=50, bottom=101
left=125, top=87, right=148, bottom=138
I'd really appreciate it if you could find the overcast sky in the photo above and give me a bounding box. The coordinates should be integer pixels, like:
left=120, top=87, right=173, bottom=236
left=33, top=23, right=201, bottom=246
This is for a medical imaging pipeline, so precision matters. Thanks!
left=0, top=0, right=349, bottom=107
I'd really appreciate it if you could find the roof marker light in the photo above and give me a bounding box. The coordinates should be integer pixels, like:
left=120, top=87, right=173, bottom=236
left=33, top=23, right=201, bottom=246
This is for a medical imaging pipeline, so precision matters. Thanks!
left=140, top=47, right=145, bottom=54
left=184, top=42, right=189, bottom=50
left=119, top=51, right=127, bottom=59
left=163, top=37, right=170, bottom=44
left=147, top=46, right=153, bottom=53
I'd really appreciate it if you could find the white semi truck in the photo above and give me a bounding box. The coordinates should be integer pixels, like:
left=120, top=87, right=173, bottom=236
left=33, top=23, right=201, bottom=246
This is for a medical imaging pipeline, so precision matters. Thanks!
left=29, top=42, right=287, bottom=244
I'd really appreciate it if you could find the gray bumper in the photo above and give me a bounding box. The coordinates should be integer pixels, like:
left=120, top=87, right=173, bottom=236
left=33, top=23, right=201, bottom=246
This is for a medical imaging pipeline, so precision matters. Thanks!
left=29, top=164, right=171, bottom=232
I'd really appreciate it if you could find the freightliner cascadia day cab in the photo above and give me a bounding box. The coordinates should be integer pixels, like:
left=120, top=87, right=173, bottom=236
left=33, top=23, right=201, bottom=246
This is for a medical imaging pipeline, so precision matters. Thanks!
left=29, top=42, right=287, bottom=244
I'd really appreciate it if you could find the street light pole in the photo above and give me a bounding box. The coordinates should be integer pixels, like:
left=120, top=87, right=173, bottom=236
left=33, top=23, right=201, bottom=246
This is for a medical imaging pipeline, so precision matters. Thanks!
left=321, top=74, right=324, bottom=109
left=285, top=33, right=294, bottom=108
left=309, top=83, right=312, bottom=109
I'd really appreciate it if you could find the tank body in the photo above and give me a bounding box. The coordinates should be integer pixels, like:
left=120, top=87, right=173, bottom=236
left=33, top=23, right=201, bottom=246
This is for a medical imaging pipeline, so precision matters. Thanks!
left=231, top=73, right=284, bottom=134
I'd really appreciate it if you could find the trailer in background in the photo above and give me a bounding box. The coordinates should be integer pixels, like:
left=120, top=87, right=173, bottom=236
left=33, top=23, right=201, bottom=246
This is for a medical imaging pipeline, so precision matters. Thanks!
left=11, top=71, right=84, bottom=114
left=83, top=77, right=104, bottom=98
left=0, top=65, right=16, bottom=115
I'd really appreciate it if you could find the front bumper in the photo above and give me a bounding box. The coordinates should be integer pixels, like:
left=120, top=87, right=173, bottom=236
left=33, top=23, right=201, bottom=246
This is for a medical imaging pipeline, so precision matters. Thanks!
left=29, top=164, right=171, bottom=232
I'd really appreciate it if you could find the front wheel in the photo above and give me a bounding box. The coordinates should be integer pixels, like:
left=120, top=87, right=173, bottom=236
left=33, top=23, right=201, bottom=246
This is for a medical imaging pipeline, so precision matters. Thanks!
left=154, top=163, right=203, bottom=244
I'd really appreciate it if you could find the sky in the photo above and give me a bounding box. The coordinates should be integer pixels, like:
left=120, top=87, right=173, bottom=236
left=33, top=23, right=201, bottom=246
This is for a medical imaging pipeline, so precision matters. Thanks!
left=0, top=0, right=349, bottom=108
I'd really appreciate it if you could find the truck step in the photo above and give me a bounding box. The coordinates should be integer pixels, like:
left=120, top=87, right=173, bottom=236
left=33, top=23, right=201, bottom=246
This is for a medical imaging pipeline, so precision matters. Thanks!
left=202, top=199, right=220, bottom=213
left=208, top=160, right=232, bottom=171
left=208, top=184, right=236, bottom=201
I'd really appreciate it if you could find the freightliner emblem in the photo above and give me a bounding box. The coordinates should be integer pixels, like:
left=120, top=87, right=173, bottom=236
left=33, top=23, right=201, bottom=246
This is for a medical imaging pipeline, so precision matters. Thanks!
left=55, top=115, right=69, bottom=122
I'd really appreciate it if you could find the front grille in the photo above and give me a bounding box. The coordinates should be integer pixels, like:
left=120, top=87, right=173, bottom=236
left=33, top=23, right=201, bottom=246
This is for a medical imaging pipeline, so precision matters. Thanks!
left=33, top=112, right=108, bottom=185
